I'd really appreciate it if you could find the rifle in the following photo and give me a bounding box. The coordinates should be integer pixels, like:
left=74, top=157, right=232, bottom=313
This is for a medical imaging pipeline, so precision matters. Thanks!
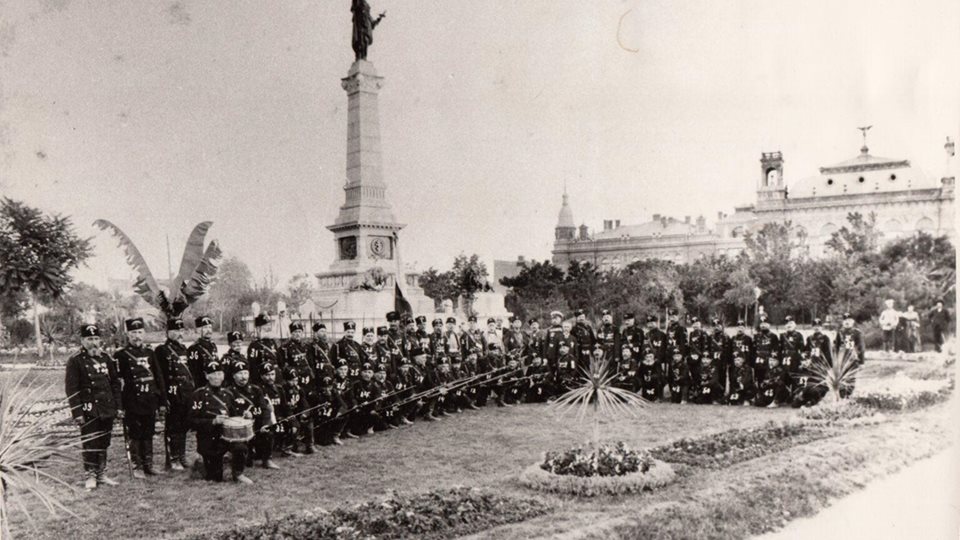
left=389, top=366, right=523, bottom=410
left=120, top=421, right=136, bottom=479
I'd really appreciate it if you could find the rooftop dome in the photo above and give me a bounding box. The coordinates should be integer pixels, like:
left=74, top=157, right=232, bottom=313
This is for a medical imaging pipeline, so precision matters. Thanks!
left=556, top=191, right=575, bottom=229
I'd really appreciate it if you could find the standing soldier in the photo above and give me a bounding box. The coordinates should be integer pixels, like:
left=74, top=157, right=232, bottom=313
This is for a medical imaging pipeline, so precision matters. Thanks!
left=155, top=317, right=194, bottom=471
left=730, top=320, right=754, bottom=385
left=571, top=309, right=596, bottom=370
left=667, top=347, right=691, bottom=404
left=554, top=321, right=580, bottom=393
left=665, top=310, right=687, bottom=353
left=806, top=318, right=833, bottom=364
left=463, top=315, right=484, bottom=359
left=620, top=313, right=644, bottom=361
left=188, top=360, right=253, bottom=484
left=385, top=311, right=403, bottom=347
left=753, top=318, right=779, bottom=385
left=835, top=313, right=866, bottom=368
left=332, top=321, right=364, bottom=378
left=309, top=323, right=334, bottom=380
left=543, top=311, right=565, bottom=383
left=482, top=317, right=502, bottom=351
left=414, top=315, right=431, bottom=351
left=221, top=331, right=245, bottom=385
left=526, top=318, right=544, bottom=361
left=779, top=316, right=805, bottom=374
left=708, top=318, right=731, bottom=393
left=595, top=309, right=620, bottom=361
left=115, top=317, right=167, bottom=478
left=65, top=324, right=123, bottom=490
left=227, top=360, right=276, bottom=469
left=187, top=315, right=218, bottom=388
left=687, top=317, right=709, bottom=380
left=444, top=317, right=464, bottom=364
left=247, top=314, right=279, bottom=385
left=503, top=316, right=526, bottom=360
left=377, top=326, right=400, bottom=372
left=278, top=321, right=317, bottom=454
left=637, top=349, right=663, bottom=402
left=644, top=315, right=668, bottom=380
left=928, top=301, right=951, bottom=353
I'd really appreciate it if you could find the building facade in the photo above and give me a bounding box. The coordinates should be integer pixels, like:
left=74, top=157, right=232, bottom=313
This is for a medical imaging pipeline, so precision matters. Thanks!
left=552, top=134, right=956, bottom=270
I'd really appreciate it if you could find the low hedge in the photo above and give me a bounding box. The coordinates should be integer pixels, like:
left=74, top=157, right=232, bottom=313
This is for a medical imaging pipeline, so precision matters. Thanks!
left=797, top=400, right=887, bottom=427
left=190, top=487, right=551, bottom=540
left=520, top=459, right=676, bottom=496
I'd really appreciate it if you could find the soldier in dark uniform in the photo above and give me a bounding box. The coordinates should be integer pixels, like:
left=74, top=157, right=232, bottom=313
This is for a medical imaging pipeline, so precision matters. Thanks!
left=613, top=344, right=639, bottom=392
left=221, top=331, right=245, bottom=385
left=188, top=360, right=253, bottom=484
left=595, top=309, right=620, bottom=361
left=65, top=323, right=123, bottom=490
left=835, top=313, right=866, bottom=366
left=644, top=315, right=668, bottom=384
left=779, top=316, right=805, bottom=376
left=392, top=355, right=423, bottom=421
left=806, top=318, right=833, bottom=364
left=385, top=310, right=403, bottom=347
left=115, top=317, right=167, bottom=478
left=791, top=353, right=827, bottom=408
left=359, top=326, right=380, bottom=366
left=929, top=300, right=951, bottom=352
left=187, top=315, right=218, bottom=388
left=638, top=349, right=663, bottom=402
left=554, top=321, right=580, bottom=393
left=526, top=318, right=544, bottom=362
left=524, top=354, right=553, bottom=402
left=687, top=317, right=709, bottom=382
left=691, top=354, right=722, bottom=404
left=708, top=318, right=731, bottom=393
left=444, top=317, right=464, bottom=364
left=410, top=347, right=440, bottom=419
left=155, top=317, right=194, bottom=471
left=228, top=359, right=277, bottom=469
left=620, top=313, right=644, bottom=362
left=378, top=325, right=402, bottom=373
left=543, top=311, right=565, bottom=384
left=331, top=321, right=363, bottom=379
left=503, top=316, right=526, bottom=360
left=316, top=374, right=349, bottom=444
left=753, top=319, right=780, bottom=385
left=333, top=364, right=360, bottom=436
left=665, top=310, right=688, bottom=354
left=278, top=321, right=317, bottom=454
left=372, top=362, right=400, bottom=428
left=415, top=315, right=431, bottom=352
left=482, top=318, right=502, bottom=352
left=667, top=347, right=690, bottom=404
left=730, top=320, right=755, bottom=389
left=755, top=355, right=789, bottom=408
left=571, top=308, right=596, bottom=370
left=463, top=315, right=484, bottom=359
left=258, top=362, right=286, bottom=462
left=247, top=313, right=279, bottom=385
left=309, top=323, right=335, bottom=380
left=727, top=353, right=756, bottom=406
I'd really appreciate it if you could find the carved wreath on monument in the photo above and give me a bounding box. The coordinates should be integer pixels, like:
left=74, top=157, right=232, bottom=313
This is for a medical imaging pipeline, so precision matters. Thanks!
left=349, top=266, right=388, bottom=291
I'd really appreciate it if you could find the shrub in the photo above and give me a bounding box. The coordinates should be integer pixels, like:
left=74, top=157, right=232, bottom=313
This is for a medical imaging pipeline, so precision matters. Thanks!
left=541, top=441, right=652, bottom=477
left=797, top=400, right=886, bottom=427
left=190, top=487, right=551, bottom=540
left=520, top=459, right=676, bottom=496
left=853, top=374, right=953, bottom=411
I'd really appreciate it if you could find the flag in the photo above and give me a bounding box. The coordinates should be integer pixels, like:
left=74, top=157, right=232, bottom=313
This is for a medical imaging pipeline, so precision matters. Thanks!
left=395, top=282, right=412, bottom=317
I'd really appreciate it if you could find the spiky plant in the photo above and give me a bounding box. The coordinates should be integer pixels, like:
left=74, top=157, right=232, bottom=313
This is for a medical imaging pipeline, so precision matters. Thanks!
left=0, top=373, right=88, bottom=539
left=551, top=355, right=648, bottom=447
left=809, top=349, right=863, bottom=403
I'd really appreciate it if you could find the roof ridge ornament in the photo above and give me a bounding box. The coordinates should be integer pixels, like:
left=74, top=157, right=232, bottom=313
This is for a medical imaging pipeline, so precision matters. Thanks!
left=857, top=125, right=872, bottom=155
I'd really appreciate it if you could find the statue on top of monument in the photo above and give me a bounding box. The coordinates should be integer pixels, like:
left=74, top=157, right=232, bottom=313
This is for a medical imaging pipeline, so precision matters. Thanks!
left=351, top=0, right=386, bottom=61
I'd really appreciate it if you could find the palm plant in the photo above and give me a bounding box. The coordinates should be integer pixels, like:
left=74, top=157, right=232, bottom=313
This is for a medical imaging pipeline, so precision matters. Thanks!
left=551, top=354, right=648, bottom=447
left=1, top=373, right=89, bottom=539
left=809, top=348, right=862, bottom=403
left=93, top=220, right=222, bottom=318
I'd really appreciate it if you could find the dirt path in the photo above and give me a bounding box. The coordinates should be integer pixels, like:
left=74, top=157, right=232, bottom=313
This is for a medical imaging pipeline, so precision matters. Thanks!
left=755, top=446, right=959, bottom=540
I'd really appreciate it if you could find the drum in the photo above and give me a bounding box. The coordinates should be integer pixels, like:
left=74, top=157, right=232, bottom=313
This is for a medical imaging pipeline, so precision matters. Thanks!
left=221, top=417, right=254, bottom=442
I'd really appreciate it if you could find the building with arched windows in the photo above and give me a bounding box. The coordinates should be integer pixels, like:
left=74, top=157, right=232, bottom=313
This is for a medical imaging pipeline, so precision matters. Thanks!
left=551, top=134, right=956, bottom=269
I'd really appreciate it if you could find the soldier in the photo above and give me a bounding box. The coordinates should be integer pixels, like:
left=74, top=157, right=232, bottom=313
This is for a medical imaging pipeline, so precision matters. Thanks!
left=258, top=363, right=287, bottom=460
left=554, top=321, right=580, bottom=393
left=779, top=316, right=805, bottom=375
left=392, top=354, right=423, bottom=421
left=228, top=360, right=277, bottom=469
left=188, top=360, right=253, bottom=484
left=835, top=313, right=866, bottom=366
left=186, top=315, right=218, bottom=388
left=308, top=322, right=334, bottom=379
left=665, top=310, right=688, bottom=353
left=276, top=365, right=306, bottom=455
left=756, top=355, right=789, bottom=408
left=373, top=362, right=401, bottom=427
left=351, top=362, right=384, bottom=434
left=360, top=326, right=381, bottom=368
left=415, top=315, right=431, bottom=351
left=65, top=323, right=123, bottom=490
left=333, top=364, right=360, bottom=436
left=526, top=318, right=544, bottom=362
left=753, top=318, right=779, bottom=385
left=667, top=347, right=690, bottom=404
left=278, top=321, right=317, bottom=454
left=620, top=313, right=644, bottom=361
left=595, top=309, right=620, bottom=361
left=708, top=318, right=731, bottom=393
left=444, top=317, right=464, bottom=363
left=385, top=310, right=403, bottom=346
left=221, top=331, right=245, bottom=385
left=613, top=344, right=639, bottom=392
left=247, top=313, right=279, bottom=385
left=692, top=354, right=722, bottom=404
left=400, top=315, right=419, bottom=359
left=687, top=317, right=709, bottom=381
left=331, top=321, right=363, bottom=379
left=154, top=317, right=194, bottom=471
left=463, top=315, right=484, bottom=359
left=730, top=320, right=754, bottom=385
left=115, top=317, right=167, bottom=478
left=378, top=325, right=403, bottom=373
left=482, top=317, right=502, bottom=351
left=644, top=315, right=668, bottom=381
left=791, top=353, right=827, bottom=408
left=543, top=311, right=565, bottom=383
left=571, top=308, right=596, bottom=369
left=503, top=316, right=526, bottom=360
left=929, top=300, right=951, bottom=353
left=727, top=353, right=756, bottom=406
left=637, top=349, right=663, bottom=402
left=806, top=318, right=833, bottom=364
left=316, top=374, right=349, bottom=444
left=410, top=347, right=440, bottom=420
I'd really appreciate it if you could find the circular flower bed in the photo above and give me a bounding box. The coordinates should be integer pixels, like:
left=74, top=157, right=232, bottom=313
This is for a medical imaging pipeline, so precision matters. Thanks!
left=797, top=400, right=887, bottom=427
left=519, top=442, right=676, bottom=496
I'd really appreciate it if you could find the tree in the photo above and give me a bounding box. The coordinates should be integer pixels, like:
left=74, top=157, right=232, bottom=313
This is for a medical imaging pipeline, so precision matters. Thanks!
left=418, top=268, right=457, bottom=310
left=826, top=212, right=882, bottom=259
left=563, top=260, right=603, bottom=314
left=0, top=198, right=93, bottom=354
left=285, top=273, right=316, bottom=318
left=500, top=260, right=566, bottom=321
left=451, top=254, right=489, bottom=314
left=191, top=255, right=254, bottom=331
left=723, top=267, right=758, bottom=323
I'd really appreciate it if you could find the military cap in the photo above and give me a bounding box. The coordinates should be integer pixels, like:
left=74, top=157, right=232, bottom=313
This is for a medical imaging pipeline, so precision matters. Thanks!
left=436, top=356, right=450, bottom=365
left=124, top=317, right=145, bottom=331
left=233, top=359, right=249, bottom=373
left=203, top=360, right=223, bottom=374
left=376, top=326, right=388, bottom=336
left=550, top=311, right=564, bottom=319
left=784, top=315, right=794, bottom=322
left=446, top=317, right=456, bottom=324
left=624, top=313, right=635, bottom=320
left=254, top=313, right=270, bottom=327
left=813, top=318, right=823, bottom=325
left=289, top=321, right=304, bottom=332
left=362, top=327, right=375, bottom=336
left=343, top=321, right=357, bottom=331
left=312, top=322, right=326, bottom=332
left=431, top=318, right=442, bottom=327
left=385, top=311, right=400, bottom=322
left=737, top=318, right=745, bottom=325
left=759, top=312, right=768, bottom=321
left=195, top=315, right=213, bottom=328
left=468, top=315, right=477, bottom=322
left=376, top=363, right=388, bottom=373
left=411, top=346, right=427, bottom=358
left=689, top=316, right=699, bottom=324
left=574, top=308, right=585, bottom=317
left=527, top=317, right=539, bottom=325
left=80, top=323, right=101, bottom=338
left=593, top=342, right=604, bottom=350
left=361, top=362, right=373, bottom=371
left=166, top=318, right=185, bottom=331
left=646, top=315, right=657, bottom=323
left=712, top=317, right=722, bottom=326
left=487, top=342, right=501, bottom=351
left=671, top=347, right=683, bottom=356
left=487, top=317, right=496, bottom=324
left=508, top=315, right=518, bottom=323
left=320, top=375, right=333, bottom=386
left=843, top=312, right=853, bottom=320
left=261, top=362, right=276, bottom=375
left=415, top=315, right=427, bottom=324
left=600, top=309, right=611, bottom=316
left=283, top=365, right=299, bottom=380
left=402, top=315, right=414, bottom=325
left=398, top=356, right=412, bottom=365
left=227, top=331, right=243, bottom=343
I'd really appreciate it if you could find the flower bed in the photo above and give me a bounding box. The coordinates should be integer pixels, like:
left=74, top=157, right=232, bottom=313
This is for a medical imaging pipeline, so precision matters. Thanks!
left=190, top=487, right=551, bottom=540
left=520, top=459, right=676, bottom=496
left=648, top=421, right=832, bottom=469
left=541, top=441, right=652, bottom=477
left=853, top=373, right=953, bottom=411
left=797, top=400, right=886, bottom=427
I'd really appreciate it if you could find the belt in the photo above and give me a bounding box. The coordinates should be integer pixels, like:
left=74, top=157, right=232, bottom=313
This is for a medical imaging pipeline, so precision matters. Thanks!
left=135, top=376, right=154, bottom=382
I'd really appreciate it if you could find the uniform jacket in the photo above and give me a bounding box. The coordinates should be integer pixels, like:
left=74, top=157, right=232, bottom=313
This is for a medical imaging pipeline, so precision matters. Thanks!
left=247, top=337, right=279, bottom=384
left=620, top=324, right=644, bottom=358
left=779, top=330, right=805, bottom=371
left=115, top=344, right=167, bottom=415
left=155, top=339, right=195, bottom=408
left=187, top=336, right=219, bottom=388
left=65, top=349, right=122, bottom=420
left=835, top=327, right=866, bottom=363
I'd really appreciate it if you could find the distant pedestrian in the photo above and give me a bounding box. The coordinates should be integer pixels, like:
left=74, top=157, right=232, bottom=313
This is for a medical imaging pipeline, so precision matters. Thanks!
left=879, top=299, right=900, bottom=353
left=928, top=301, right=951, bottom=353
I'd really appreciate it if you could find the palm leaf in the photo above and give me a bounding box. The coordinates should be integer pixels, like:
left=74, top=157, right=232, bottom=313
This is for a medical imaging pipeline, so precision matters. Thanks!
left=170, top=221, right=213, bottom=299
left=92, top=219, right=163, bottom=309
left=179, top=240, right=222, bottom=307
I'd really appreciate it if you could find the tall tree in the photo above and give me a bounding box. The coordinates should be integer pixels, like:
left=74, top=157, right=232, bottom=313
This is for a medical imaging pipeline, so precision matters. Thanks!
left=451, top=254, right=489, bottom=315
left=0, top=198, right=92, bottom=354
left=418, top=268, right=457, bottom=310
left=286, top=273, right=316, bottom=316
left=826, top=212, right=882, bottom=258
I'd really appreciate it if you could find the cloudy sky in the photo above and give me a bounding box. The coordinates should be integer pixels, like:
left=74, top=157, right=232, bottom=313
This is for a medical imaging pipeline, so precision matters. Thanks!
left=1, top=0, right=957, bottom=289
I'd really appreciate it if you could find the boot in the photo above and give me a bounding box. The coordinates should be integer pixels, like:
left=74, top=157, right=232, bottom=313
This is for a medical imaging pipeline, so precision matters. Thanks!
left=142, top=440, right=164, bottom=476
left=97, top=456, right=119, bottom=487
left=84, top=470, right=97, bottom=491
left=129, top=442, right=146, bottom=480
left=331, top=436, right=343, bottom=446
left=262, top=459, right=280, bottom=470
left=234, top=474, right=253, bottom=485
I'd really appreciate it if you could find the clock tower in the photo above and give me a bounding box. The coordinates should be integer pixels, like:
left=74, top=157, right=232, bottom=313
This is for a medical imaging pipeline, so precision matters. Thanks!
left=756, top=151, right=787, bottom=210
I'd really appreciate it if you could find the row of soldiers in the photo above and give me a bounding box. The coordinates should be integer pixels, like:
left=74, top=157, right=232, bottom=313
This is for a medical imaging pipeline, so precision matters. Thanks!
left=65, top=308, right=863, bottom=489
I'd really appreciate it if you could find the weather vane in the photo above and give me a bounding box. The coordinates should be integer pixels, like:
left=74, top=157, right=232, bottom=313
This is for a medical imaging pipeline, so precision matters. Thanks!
left=857, top=125, right=872, bottom=153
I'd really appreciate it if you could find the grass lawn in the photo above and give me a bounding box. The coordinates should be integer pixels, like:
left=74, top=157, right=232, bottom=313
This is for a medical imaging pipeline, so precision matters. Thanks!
left=5, top=355, right=955, bottom=540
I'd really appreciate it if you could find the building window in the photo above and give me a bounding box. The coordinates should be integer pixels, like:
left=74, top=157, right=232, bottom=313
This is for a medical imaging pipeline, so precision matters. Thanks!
left=858, top=176, right=865, bottom=183
left=827, top=178, right=834, bottom=186
left=890, top=174, right=897, bottom=181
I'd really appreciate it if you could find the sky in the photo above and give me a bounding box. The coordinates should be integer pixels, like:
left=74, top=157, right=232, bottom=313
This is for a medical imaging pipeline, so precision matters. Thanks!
left=1, top=0, right=958, bottom=290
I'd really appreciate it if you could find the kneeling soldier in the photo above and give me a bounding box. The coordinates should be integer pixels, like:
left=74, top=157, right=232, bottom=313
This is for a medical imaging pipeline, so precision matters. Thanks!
left=188, top=361, right=253, bottom=484
left=229, top=360, right=277, bottom=470
left=638, top=349, right=663, bottom=402
left=727, top=354, right=756, bottom=406
left=115, top=317, right=167, bottom=478
left=667, top=347, right=690, bottom=404
left=65, top=323, right=123, bottom=490
left=791, top=353, right=827, bottom=408
left=756, top=355, right=789, bottom=408
left=692, top=354, right=722, bottom=404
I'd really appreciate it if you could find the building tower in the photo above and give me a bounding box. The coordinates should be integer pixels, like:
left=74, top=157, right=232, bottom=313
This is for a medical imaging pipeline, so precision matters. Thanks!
left=555, top=186, right=576, bottom=241
left=757, top=151, right=787, bottom=208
